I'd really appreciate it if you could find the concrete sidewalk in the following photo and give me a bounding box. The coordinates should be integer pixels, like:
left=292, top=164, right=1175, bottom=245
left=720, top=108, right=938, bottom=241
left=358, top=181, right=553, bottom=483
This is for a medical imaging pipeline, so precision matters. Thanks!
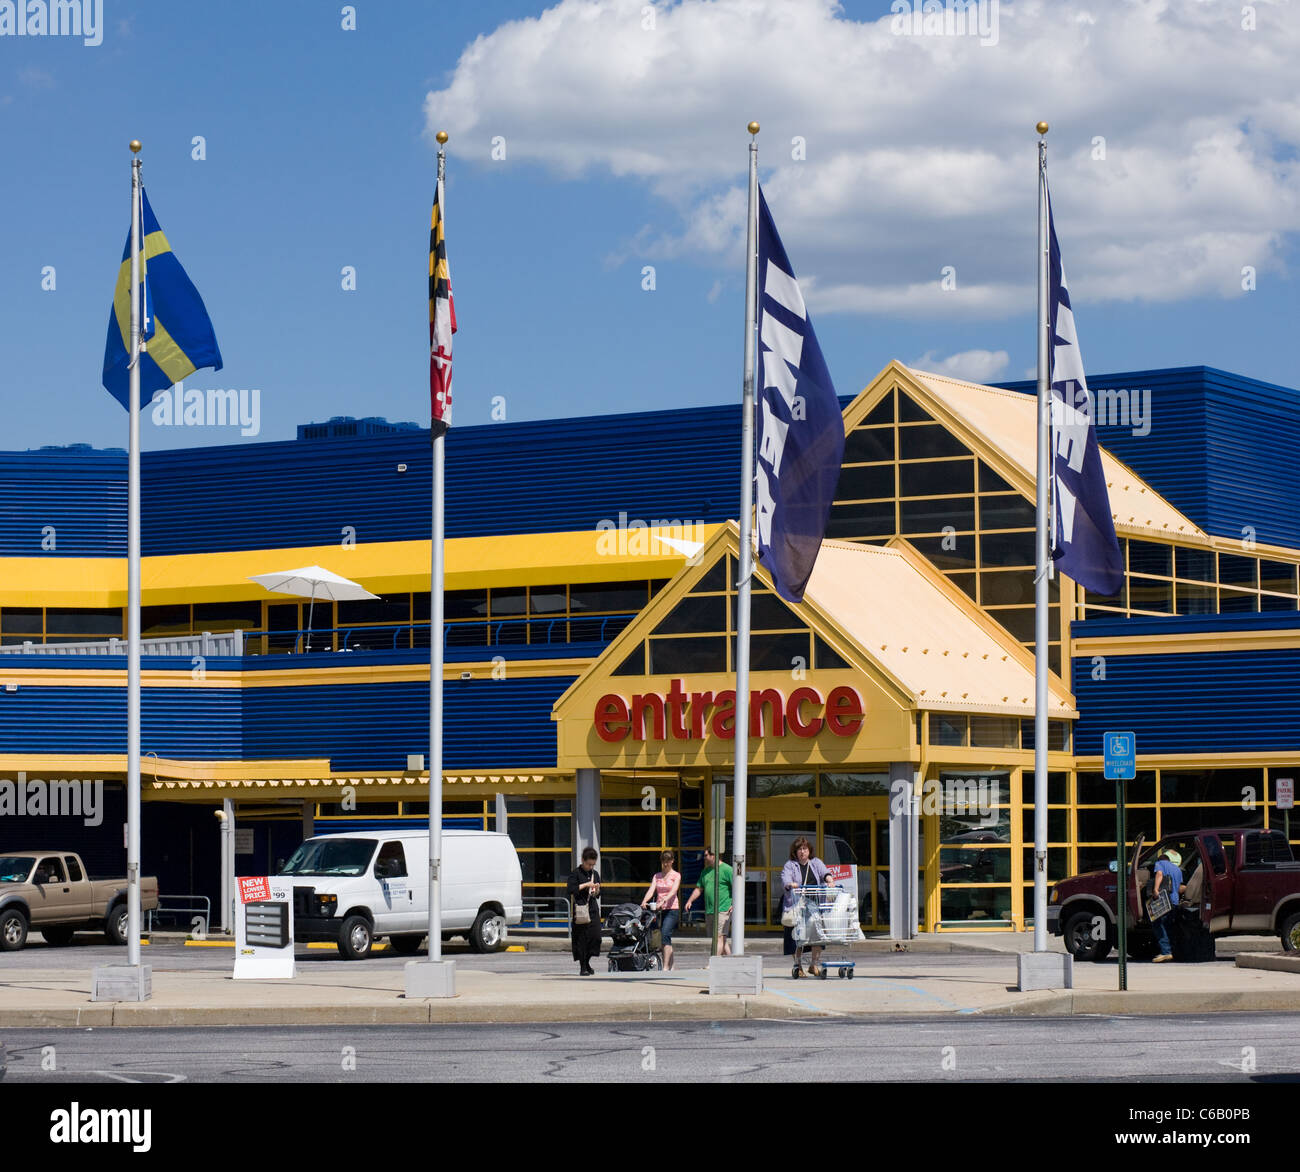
left=1, top=934, right=1296, bottom=1025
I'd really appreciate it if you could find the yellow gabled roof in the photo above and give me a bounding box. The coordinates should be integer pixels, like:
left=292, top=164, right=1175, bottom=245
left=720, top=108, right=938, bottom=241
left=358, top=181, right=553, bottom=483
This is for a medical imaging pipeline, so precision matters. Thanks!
left=553, top=523, right=1074, bottom=722
left=804, top=539, right=1075, bottom=718
left=877, top=362, right=1209, bottom=544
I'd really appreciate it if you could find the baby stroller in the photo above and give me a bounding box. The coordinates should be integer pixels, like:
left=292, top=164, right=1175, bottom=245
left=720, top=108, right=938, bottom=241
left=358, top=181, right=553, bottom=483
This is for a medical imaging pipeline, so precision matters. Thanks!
left=605, top=902, right=665, bottom=972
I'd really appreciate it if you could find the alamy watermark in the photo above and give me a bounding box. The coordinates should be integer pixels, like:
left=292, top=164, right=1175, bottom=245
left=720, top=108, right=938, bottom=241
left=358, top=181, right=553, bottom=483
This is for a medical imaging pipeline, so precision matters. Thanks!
left=0, top=0, right=103, bottom=46
left=890, top=0, right=999, bottom=47
left=1050, top=383, right=1152, bottom=438
left=150, top=382, right=261, bottom=437
left=596, top=512, right=708, bottom=561
left=0, top=773, right=103, bottom=827
left=892, top=776, right=999, bottom=826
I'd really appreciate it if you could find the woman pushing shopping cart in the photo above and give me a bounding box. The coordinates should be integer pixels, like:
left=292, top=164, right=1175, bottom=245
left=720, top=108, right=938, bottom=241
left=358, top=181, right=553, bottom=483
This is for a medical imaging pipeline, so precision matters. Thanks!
left=781, top=835, right=864, bottom=979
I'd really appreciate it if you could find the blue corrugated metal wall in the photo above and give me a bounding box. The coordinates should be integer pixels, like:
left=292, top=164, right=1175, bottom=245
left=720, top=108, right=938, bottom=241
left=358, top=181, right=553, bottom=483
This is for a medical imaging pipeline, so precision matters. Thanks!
left=0, top=672, right=573, bottom=771
left=0, top=451, right=127, bottom=557
left=1071, top=648, right=1300, bottom=756
left=1074, top=613, right=1300, bottom=638
left=139, top=407, right=744, bottom=552
left=0, top=685, right=244, bottom=756
left=2, top=397, right=859, bottom=558
left=241, top=676, right=573, bottom=770
left=999, top=366, right=1300, bottom=549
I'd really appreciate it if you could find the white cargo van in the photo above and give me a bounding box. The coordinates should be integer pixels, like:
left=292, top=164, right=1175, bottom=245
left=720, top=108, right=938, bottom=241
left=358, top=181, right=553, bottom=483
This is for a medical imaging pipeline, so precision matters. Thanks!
left=277, top=829, right=523, bottom=959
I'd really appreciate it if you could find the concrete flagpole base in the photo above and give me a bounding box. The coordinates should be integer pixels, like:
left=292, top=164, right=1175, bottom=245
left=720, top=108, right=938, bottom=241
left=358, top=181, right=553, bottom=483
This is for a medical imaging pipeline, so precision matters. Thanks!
left=707, top=955, right=763, bottom=995
left=1017, top=951, right=1073, bottom=991
left=404, top=959, right=456, bottom=998
left=91, top=965, right=152, bottom=1002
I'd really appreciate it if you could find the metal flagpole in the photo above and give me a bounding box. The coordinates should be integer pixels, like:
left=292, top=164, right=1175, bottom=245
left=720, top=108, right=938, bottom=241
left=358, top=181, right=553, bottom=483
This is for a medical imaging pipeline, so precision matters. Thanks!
left=126, top=140, right=144, bottom=971
left=730, top=122, right=760, bottom=957
left=428, top=134, right=448, bottom=965
left=1033, top=121, right=1051, bottom=953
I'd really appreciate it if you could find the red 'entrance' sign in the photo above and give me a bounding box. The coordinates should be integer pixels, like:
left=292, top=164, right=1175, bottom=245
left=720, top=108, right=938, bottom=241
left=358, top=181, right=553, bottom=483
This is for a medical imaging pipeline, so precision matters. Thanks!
left=594, top=679, right=864, bottom=743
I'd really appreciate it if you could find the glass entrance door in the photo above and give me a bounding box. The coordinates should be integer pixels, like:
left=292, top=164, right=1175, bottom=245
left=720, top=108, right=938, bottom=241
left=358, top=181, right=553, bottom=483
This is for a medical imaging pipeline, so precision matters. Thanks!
left=730, top=801, right=890, bottom=930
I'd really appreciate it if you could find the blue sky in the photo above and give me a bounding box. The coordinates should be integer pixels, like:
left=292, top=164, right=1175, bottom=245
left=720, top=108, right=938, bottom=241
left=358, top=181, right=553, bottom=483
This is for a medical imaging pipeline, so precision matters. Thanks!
left=1, top=0, right=1297, bottom=452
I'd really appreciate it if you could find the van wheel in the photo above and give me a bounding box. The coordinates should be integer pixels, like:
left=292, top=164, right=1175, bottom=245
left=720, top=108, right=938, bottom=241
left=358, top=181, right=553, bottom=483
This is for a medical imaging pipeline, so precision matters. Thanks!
left=41, top=926, right=76, bottom=947
left=1281, top=911, right=1300, bottom=953
left=469, top=909, right=506, bottom=953
left=337, top=915, right=373, bottom=960
left=0, top=909, right=28, bottom=951
left=105, top=905, right=129, bottom=946
left=389, top=935, right=423, bottom=956
left=1064, top=911, right=1112, bottom=962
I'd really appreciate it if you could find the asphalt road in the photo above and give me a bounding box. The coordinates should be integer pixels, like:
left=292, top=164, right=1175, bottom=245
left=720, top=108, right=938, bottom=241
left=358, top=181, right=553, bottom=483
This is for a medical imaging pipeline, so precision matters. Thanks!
left=3, top=1015, right=1299, bottom=1083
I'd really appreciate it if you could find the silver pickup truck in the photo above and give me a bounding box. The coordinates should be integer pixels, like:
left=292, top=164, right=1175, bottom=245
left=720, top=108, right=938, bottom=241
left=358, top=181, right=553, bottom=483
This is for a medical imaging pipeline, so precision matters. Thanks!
left=0, top=850, right=159, bottom=951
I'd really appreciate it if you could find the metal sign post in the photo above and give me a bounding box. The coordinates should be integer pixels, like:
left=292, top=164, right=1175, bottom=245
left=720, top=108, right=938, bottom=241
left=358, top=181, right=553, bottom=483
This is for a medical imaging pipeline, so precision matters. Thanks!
left=1276, top=777, right=1293, bottom=845
left=1105, top=731, right=1136, bottom=992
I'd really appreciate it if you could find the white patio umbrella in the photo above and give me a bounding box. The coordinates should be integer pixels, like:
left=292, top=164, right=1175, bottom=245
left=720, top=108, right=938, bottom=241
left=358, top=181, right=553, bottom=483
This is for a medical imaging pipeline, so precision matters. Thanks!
left=248, top=565, right=380, bottom=653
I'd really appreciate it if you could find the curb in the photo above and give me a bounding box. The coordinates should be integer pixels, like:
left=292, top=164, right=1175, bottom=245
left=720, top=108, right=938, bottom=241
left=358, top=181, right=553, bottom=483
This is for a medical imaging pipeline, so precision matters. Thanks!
left=0, top=995, right=818, bottom=1027
left=977, top=990, right=1300, bottom=1016
left=5, top=987, right=1297, bottom=1027
left=1234, top=953, right=1300, bottom=974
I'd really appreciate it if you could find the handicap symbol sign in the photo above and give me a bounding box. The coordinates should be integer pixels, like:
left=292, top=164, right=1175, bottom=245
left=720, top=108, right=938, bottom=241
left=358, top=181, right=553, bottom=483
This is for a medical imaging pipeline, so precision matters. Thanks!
left=1103, top=731, right=1136, bottom=780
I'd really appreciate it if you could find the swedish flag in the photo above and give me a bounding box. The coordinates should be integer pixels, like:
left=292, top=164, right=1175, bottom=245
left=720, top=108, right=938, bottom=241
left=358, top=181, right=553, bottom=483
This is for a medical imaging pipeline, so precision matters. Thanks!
left=102, top=187, right=222, bottom=410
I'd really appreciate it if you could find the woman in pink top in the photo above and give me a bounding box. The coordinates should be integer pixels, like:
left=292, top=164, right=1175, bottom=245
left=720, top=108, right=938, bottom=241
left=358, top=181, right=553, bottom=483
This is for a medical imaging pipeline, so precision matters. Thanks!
left=641, top=849, right=681, bottom=970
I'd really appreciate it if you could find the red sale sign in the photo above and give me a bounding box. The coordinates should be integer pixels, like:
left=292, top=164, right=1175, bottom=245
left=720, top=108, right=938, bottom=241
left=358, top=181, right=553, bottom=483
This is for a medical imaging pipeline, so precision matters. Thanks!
left=238, top=876, right=271, bottom=904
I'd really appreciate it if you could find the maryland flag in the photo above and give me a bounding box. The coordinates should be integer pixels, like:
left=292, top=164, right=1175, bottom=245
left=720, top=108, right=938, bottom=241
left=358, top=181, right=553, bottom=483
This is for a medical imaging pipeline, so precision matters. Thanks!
left=102, top=187, right=222, bottom=411
left=429, top=178, right=457, bottom=431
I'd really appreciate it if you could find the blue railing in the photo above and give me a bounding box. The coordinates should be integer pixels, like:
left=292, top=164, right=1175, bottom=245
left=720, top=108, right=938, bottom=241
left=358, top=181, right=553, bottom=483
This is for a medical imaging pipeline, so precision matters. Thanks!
left=247, top=613, right=637, bottom=655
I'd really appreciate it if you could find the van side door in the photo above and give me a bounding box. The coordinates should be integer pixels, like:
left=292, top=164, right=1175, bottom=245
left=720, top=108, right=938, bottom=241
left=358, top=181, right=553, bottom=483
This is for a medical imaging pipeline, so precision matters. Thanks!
left=373, top=842, right=416, bottom=930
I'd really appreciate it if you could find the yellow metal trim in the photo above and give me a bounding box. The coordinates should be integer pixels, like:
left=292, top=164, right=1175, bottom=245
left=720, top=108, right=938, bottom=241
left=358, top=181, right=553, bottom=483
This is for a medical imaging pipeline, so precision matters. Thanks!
left=237, top=659, right=587, bottom=687
left=1073, top=751, right=1300, bottom=768
left=0, top=527, right=717, bottom=608
left=1206, top=535, right=1300, bottom=566
left=0, top=754, right=128, bottom=775
left=0, top=669, right=245, bottom=688
left=1073, top=631, right=1300, bottom=657
left=0, top=557, right=126, bottom=607
left=0, top=659, right=590, bottom=690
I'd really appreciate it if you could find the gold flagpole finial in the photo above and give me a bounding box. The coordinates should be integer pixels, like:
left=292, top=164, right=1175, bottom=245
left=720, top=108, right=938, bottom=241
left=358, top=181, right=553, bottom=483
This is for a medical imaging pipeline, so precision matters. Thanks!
left=1035, top=121, right=1049, bottom=137
left=747, top=121, right=760, bottom=136
left=129, top=139, right=142, bottom=153
left=436, top=130, right=449, bottom=145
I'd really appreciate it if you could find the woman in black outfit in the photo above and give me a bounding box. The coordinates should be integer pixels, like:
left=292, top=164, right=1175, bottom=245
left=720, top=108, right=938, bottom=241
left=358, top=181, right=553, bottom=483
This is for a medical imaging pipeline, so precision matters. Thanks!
left=567, top=846, right=602, bottom=975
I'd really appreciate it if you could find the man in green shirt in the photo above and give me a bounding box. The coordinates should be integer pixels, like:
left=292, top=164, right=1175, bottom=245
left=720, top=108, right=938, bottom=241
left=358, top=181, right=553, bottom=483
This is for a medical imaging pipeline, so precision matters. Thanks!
left=683, top=847, right=735, bottom=956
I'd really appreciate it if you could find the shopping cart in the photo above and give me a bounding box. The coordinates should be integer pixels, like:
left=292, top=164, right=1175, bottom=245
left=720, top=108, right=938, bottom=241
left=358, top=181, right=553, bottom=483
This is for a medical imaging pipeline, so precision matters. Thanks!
left=790, top=884, right=864, bottom=979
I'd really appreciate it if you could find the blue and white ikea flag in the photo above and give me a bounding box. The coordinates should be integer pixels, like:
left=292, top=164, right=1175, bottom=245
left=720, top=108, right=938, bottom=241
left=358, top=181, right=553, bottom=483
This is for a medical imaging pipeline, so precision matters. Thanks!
left=755, top=187, right=845, bottom=603
left=1046, top=181, right=1124, bottom=596
left=102, top=187, right=222, bottom=412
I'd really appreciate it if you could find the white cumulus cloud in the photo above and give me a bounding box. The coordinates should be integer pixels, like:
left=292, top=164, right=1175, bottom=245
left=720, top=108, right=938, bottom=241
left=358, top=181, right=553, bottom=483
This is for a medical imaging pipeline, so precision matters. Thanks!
left=906, top=348, right=1012, bottom=383
left=424, top=0, right=1300, bottom=318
